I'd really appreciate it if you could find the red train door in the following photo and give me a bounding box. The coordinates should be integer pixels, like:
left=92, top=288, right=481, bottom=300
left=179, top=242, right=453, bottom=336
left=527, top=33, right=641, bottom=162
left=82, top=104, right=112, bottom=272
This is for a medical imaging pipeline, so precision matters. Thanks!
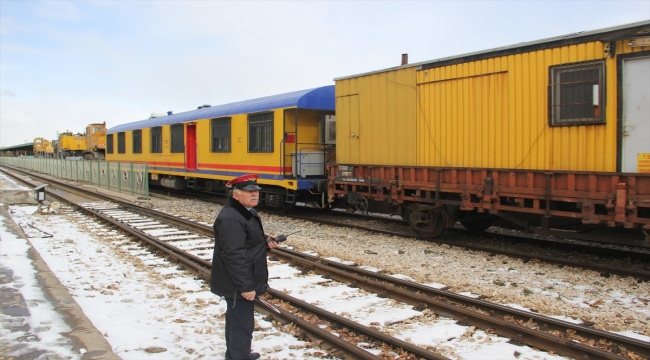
left=185, top=124, right=197, bottom=170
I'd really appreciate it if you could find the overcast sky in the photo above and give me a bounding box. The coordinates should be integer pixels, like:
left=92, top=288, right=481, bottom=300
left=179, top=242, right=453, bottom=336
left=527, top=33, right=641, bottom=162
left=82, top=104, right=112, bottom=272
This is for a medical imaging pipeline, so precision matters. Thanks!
left=1, top=0, right=648, bottom=147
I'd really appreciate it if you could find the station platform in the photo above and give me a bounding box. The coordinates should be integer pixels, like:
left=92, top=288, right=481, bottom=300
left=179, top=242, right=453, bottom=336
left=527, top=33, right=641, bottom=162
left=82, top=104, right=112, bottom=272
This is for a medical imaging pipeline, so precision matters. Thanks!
left=0, top=173, right=121, bottom=359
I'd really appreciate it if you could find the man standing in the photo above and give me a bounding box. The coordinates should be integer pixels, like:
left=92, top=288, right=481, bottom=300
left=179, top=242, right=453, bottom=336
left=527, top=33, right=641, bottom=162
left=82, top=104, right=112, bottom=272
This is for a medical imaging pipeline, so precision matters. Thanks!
left=211, top=174, right=279, bottom=360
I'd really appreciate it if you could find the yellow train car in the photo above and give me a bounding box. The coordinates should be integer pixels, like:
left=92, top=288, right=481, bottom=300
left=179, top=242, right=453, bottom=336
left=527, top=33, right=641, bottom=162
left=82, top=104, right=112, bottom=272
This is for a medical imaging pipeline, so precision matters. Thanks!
left=329, top=21, right=650, bottom=242
left=335, top=20, right=650, bottom=172
left=106, top=86, right=335, bottom=210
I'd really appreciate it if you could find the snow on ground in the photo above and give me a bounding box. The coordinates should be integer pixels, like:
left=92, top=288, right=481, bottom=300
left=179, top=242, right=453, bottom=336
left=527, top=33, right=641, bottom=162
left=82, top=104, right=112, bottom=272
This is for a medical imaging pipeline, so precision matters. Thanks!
left=1, top=201, right=320, bottom=359
left=0, top=212, right=79, bottom=360
left=0, top=169, right=644, bottom=359
left=268, top=247, right=567, bottom=360
left=2, top=202, right=568, bottom=360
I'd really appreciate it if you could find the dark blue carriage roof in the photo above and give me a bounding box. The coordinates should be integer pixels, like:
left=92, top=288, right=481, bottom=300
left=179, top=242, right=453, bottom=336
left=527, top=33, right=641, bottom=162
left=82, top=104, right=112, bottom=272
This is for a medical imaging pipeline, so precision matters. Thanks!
left=107, top=85, right=335, bottom=134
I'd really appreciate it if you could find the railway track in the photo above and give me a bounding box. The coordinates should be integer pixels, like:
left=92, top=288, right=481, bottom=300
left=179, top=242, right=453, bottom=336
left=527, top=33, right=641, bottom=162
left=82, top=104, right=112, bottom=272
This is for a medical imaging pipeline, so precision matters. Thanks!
left=284, top=211, right=650, bottom=282
left=151, top=184, right=650, bottom=269
left=2, top=165, right=649, bottom=360
left=0, top=166, right=442, bottom=359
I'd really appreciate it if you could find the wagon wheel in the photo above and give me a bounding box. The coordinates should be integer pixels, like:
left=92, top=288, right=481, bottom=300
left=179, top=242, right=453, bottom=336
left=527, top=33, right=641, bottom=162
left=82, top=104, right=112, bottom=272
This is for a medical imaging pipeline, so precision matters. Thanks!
left=405, top=208, right=448, bottom=239
left=354, top=196, right=369, bottom=213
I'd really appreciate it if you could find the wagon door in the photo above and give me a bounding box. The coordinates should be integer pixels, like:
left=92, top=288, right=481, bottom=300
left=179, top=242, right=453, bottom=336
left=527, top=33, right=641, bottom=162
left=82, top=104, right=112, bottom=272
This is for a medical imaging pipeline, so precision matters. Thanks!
left=185, top=124, right=197, bottom=171
left=621, top=56, right=650, bottom=172
left=336, top=94, right=360, bottom=164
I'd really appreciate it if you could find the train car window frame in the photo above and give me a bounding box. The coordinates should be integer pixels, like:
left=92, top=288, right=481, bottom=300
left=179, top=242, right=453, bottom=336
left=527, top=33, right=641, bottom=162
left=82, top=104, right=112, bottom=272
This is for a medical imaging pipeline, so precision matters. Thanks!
left=248, top=112, right=274, bottom=153
left=117, top=132, right=126, bottom=154
left=132, top=129, right=142, bottom=154
left=151, top=127, right=162, bottom=153
left=170, top=124, right=184, bottom=153
left=548, top=60, right=606, bottom=126
left=211, top=117, right=231, bottom=153
left=106, top=134, right=114, bottom=154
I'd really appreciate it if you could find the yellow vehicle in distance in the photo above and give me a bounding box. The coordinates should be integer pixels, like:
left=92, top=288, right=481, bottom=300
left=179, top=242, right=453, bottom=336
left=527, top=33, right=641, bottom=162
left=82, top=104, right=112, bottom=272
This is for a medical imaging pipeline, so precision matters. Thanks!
left=84, top=123, right=107, bottom=160
left=56, top=131, right=86, bottom=159
left=33, top=138, right=54, bottom=158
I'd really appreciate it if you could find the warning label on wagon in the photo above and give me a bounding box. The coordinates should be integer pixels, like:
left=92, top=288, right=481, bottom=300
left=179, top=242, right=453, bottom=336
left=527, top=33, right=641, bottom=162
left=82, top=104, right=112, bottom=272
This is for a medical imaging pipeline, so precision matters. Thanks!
left=638, top=153, right=650, bottom=173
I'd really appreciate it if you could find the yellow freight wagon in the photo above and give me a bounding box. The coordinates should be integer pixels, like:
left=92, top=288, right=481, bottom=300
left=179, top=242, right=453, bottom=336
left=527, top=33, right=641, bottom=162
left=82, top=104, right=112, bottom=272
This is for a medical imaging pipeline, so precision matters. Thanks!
left=106, top=86, right=335, bottom=211
left=334, top=20, right=650, bottom=173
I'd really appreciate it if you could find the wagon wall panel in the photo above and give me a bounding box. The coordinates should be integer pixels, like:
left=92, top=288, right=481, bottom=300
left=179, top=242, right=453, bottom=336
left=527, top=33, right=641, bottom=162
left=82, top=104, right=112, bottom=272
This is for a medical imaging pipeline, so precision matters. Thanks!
left=410, top=40, right=630, bottom=172
left=335, top=67, right=417, bottom=166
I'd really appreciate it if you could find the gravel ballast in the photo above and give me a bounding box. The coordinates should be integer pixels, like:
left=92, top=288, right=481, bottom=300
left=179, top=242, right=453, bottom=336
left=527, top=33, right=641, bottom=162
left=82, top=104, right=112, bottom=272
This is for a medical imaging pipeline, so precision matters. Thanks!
left=143, top=197, right=650, bottom=339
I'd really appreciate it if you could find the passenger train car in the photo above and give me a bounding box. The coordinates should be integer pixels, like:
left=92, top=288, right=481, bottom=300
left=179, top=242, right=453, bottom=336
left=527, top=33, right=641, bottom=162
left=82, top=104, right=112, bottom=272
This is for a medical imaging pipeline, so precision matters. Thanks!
left=107, top=20, right=650, bottom=245
left=106, top=86, right=335, bottom=212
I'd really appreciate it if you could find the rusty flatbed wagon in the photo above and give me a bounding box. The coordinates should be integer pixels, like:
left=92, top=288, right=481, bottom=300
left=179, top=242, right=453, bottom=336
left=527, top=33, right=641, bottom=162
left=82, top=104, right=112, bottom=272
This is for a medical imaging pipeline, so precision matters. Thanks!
left=329, top=20, right=650, bottom=245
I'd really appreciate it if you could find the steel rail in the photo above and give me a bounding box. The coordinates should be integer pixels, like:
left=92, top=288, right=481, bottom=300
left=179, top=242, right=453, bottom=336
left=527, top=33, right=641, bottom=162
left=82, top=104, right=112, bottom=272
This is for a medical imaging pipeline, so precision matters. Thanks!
left=265, top=289, right=446, bottom=360
left=90, top=191, right=650, bottom=358
left=289, top=205, right=650, bottom=262
left=252, top=296, right=385, bottom=360
left=3, top=166, right=647, bottom=359
left=82, top=209, right=387, bottom=360
left=92, top=167, right=650, bottom=263
left=0, top=166, right=439, bottom=360
left=114, top=171, right=650, bottom=265
left=267, top=248, right=646, bottom=360
left=285, top=213, right=650, bottom=281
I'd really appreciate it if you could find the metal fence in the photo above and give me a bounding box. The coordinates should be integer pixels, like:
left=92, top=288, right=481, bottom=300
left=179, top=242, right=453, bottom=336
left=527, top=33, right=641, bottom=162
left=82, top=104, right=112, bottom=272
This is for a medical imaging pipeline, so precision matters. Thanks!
left=0, top=157, right=149, bottom=198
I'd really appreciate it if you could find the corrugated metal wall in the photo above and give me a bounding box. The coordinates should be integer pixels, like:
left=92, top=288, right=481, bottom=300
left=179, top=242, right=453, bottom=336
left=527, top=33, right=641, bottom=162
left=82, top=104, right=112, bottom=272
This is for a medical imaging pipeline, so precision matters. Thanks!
left=335, top=39, right=648, bottom=172
left=417, top=70, right=509, bottom=168
left=335, top=67, right=417, bottom=165
left=414, top=40, right=645, bottom=172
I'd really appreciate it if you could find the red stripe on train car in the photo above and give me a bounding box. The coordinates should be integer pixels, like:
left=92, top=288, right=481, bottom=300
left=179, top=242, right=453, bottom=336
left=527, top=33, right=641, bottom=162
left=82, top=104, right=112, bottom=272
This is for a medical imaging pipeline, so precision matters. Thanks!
left=148, top=161, right=185, bottom=167
left=198, top=163, right=292, bottom=172
left=127, top=161, right=292, bottom=173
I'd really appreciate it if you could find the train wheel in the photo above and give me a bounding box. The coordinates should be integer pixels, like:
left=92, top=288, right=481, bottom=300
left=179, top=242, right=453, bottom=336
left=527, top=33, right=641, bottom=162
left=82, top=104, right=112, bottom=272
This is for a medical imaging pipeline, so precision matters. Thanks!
left=405, top=208, right=448, bottom=239
left=354, top=196, right=369, bottom=213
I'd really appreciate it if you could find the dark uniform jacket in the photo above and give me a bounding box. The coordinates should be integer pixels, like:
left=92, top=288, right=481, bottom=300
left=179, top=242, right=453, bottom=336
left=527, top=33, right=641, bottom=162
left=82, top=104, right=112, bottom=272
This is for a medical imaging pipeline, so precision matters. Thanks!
left=210, top=197, right=269, bottom=299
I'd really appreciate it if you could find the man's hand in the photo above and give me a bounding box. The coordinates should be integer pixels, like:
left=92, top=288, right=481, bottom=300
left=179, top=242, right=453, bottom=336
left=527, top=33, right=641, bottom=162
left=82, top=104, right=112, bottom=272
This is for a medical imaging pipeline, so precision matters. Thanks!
left=241, top=291, right=256, bottom=301
left=266, top=236, right=280, bottom=249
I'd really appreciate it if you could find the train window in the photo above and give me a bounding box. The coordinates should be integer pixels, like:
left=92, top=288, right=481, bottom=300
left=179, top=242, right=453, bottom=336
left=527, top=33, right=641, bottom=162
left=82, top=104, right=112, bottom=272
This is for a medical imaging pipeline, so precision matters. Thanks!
left=132, top=130, right=142, bottom=154
left=170, top=124, right=184, bottom=153
left=549, top=60, right=605, bottom=126
left=211, top=118, right=231, bottom=152
left=248, top=113, right=274, bottom=153
left=106, top=134, right=113, bottom=154
left=117, top=132, right=125, bottom=154
left=151, top=127, right=162, bottom=153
